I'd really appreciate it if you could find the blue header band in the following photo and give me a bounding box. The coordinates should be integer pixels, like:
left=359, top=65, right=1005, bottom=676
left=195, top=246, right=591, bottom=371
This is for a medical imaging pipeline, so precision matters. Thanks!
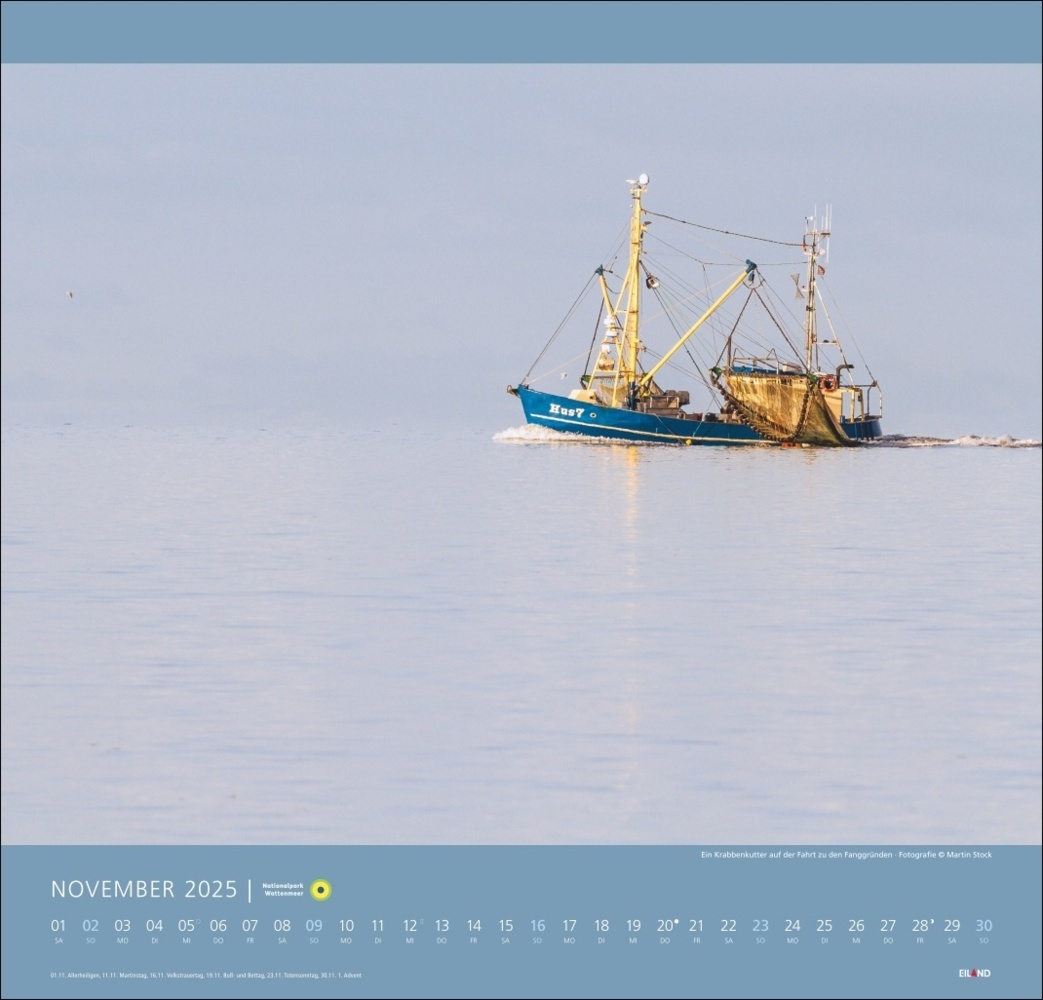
left=2, top=1, right=1041, bottom=63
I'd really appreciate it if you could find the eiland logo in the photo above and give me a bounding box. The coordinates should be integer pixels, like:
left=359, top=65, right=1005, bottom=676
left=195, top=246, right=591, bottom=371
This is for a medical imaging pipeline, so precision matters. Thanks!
left=958, top=968, right=992, bottom=978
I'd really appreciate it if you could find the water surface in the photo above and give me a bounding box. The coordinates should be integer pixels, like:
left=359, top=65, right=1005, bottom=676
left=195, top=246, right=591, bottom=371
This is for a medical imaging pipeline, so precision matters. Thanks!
left=2, top=427, right=1039, bottom=844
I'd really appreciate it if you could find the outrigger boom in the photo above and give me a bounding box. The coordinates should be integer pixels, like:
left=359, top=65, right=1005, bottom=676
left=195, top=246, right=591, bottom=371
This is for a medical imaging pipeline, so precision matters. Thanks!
left=640, top=259, right=757, bottom=388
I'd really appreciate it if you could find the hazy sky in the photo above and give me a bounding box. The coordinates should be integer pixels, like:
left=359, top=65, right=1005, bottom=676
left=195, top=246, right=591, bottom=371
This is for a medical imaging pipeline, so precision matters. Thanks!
left=2, top=63, right=1040, bottom=438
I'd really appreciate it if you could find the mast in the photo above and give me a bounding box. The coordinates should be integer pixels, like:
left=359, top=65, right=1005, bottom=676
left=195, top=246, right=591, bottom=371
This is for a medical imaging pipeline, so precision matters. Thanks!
left=591, top=174, right=648, bottom=409
left=622, top=174, right=648, bottom=407
left=802, top=212, right=830, bottom=372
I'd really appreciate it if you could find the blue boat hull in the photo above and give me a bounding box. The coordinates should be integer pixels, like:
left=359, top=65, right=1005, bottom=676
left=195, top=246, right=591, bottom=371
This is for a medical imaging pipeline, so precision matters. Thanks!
left=514, top=386, right=881, bottom=446
left=839, top=416, right=883, bottom=441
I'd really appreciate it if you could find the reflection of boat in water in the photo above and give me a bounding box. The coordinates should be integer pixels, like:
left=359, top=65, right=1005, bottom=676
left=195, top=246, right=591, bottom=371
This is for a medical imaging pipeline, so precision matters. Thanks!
left=508, top=174, right=883, bottom=446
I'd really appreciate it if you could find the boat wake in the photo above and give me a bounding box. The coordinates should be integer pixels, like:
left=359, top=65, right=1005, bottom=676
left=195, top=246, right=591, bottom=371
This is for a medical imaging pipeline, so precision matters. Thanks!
left=871, top=435, right=1041, bottom=449
left=493, top=424, right=634, bottom=445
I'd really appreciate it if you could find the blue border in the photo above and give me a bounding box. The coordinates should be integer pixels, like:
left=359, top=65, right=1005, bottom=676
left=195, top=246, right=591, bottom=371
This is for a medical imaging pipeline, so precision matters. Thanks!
left=4, top=845, right=1040, bottom=999
left=1, top=1, right=1041, bottom=63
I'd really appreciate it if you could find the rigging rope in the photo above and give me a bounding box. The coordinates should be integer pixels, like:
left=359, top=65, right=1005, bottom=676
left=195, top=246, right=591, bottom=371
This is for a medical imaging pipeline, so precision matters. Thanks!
left=582, top=300, right=605, bottom=382
left=527, top=350, right=594, bottom=386
left=521, top=271, right=599, bottom=383
left=646, top=211, right=804, bottom=248
left=643, top=265, right=715, bottom=392
left=752, top=287, right=805, bottom=365
left=817, top=281, right=878, bottom=384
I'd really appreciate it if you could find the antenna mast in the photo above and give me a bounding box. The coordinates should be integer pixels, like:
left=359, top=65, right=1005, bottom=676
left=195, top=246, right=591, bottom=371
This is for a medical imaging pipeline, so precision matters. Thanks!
left=803, top=209, right=830, bottom=371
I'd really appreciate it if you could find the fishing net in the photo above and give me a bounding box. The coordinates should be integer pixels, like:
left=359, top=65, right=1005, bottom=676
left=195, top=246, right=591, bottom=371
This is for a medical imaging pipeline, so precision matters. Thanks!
left=722, top=373, right=853, bottom=446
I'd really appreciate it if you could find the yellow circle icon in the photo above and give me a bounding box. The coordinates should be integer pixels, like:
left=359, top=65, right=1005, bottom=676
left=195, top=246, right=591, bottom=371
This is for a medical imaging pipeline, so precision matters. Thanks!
left=309, top=879, right=332, bottom=902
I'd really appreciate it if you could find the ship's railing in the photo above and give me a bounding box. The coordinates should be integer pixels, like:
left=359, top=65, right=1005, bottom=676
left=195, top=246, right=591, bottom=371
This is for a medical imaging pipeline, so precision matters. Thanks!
left=841, top=381, right=883, bottom=423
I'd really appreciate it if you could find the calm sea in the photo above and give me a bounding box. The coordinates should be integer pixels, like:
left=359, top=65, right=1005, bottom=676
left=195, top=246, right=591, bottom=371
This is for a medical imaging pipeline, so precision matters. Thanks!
left=2, top=426, right=1040, bottom=845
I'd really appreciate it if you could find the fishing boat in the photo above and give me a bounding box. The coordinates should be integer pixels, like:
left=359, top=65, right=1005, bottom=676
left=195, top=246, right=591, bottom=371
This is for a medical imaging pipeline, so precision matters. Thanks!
left=507, top=174, right=883, bottom=445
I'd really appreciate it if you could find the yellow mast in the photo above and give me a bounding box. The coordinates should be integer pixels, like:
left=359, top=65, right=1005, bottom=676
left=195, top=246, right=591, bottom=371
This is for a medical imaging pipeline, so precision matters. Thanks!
left=591, top=175, right=756, bottom=408
left=622, top=176, right=645, bottom=407
left=594, top=175, right=648, bottom=408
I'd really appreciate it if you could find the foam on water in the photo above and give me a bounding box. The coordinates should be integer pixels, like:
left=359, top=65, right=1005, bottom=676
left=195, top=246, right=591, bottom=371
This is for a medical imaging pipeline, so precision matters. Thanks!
left=493, top=424, right=630, bottom=445
left=874, top=434, right=1042, bottom=449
